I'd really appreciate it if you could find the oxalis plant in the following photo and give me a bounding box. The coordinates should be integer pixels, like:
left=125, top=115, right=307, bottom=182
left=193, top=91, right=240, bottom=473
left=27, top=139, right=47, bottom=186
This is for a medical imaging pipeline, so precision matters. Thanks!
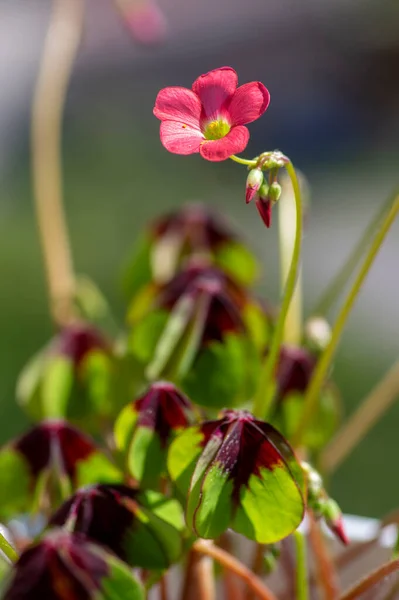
left=1, top=3, right=399, bottom=600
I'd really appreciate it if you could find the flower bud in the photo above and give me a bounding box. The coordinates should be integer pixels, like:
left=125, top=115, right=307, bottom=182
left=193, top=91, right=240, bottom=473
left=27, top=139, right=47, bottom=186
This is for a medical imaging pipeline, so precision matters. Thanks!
left=268, top=181, right=282, bottom=203
left=321, top=498, right=349, bottom=545
left=304, top=317, right=332, bottom=353
left=302, top=462, right=348, bottom=545
left=245, top=168, right=263, bottom=204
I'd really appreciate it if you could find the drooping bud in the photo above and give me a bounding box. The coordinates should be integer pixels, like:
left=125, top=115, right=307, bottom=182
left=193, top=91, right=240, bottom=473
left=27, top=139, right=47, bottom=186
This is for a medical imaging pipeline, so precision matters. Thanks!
left=49, top=484, right=184, bottom=569
left=1, top=530, right=144, bottom=600
left=321, top=499, right=349, bottom=545
left=245, top=168, right=263, bottom=204
left=114, top=381, right=194, bottom=487
left=302, top=462, right=348, bottom=545
left=304, top=316, right=332, bottom=353
left=256, top=182, right=272, bottom=228
left=168, top=409, right=305, bottom=544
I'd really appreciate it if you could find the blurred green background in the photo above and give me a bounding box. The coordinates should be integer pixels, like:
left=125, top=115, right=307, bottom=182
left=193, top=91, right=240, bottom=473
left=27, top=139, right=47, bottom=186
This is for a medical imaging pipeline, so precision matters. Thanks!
left=0, top=0, right=398, bottom=519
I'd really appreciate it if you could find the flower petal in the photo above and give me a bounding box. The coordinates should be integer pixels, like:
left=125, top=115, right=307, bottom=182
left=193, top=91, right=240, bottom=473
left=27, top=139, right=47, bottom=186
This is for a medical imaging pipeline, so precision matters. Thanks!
left=228, top=82, right=270, bottom=126
left=192, top=67, right=238, bottom=121
left=159, top=121, right=204, bottom=155
left=199, top=126, right=249, bottom=162
left=153, top=87, right=202, bottom=128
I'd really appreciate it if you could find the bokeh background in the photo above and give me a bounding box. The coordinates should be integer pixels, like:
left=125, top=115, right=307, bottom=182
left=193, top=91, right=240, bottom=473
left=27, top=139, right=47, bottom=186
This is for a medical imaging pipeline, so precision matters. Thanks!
left=0, top=0, right=398, bottom=517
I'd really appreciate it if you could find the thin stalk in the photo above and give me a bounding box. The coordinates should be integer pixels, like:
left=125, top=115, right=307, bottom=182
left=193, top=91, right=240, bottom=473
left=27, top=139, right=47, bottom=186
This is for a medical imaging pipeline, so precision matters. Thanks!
left=293, top=531, right=309, bottom=600
left=194, top=540, right=277, bottom=600
left=313, top=190, right=398, bottom=317
left=321, top=358, right=399, bottom=474
left=230, top=155, right=257, bottom=167
left=0, top=532, right=18, bottom=564
left=278, top=173, right=303, bottom=345
left=159, top=575, right=168, bottom=600
left=340, top=558, right=399, bottom=600
left=292, top=193, right=399, bottom=447
left=308, top=516, right=339, bottom=600
left=252, top=161, right=303, bottom=419
left=245, top=544, right=265, bottom=600
left=31, top=0, right=84, bottom=326
left=180, top=550, right=196, bottom=600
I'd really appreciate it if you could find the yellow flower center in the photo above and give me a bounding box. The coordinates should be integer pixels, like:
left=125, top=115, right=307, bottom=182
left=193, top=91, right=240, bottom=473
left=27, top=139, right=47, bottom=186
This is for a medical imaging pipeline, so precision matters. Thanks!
left=203, top=119, right=231, bottom=141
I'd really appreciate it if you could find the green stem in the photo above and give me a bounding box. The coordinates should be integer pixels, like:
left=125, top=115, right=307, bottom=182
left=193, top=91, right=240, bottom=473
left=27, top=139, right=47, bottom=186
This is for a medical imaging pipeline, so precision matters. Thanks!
left=278, top=172, right=303, bottom=345
left=0, top=532, right=18, bottom=564
left=312, top=190, right=398, bottom=317
left=252, top=161, right=303, bottom=419
left=292, top=192, right=399, bottom=447
left=293, top=531, right=309, bottom=600
left=230, top=155, right=257, bottom=167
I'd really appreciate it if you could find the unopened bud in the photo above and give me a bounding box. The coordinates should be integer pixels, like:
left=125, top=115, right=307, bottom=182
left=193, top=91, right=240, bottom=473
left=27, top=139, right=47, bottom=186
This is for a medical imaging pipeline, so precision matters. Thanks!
left=245, top=168, right=263, bottom=204
left=268, top=181, right=282, bottom=203
left=256, top=197, right=272, bottom=228
left=305, top=317, right=332, bottom=352
left=322, top=499, right=349, bottom=545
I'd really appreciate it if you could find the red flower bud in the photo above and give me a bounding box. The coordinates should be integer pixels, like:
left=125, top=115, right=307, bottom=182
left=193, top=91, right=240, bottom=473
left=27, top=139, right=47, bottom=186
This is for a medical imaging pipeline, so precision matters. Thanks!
left=245, top=168, right=263, bottom=204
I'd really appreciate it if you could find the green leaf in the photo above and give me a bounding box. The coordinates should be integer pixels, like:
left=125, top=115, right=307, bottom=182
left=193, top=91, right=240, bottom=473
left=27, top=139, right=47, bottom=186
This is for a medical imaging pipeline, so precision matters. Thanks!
left=232, top=463, right=304, bottom=543
left=182, top=334, right=258, bottom=408
left=167, top=426, right=205, bottom=498
left=214, top=241, right=259, bottom=286
left=122, top=233, right=153, bottom=301
left=76, top=451, right=122, bottom=487
left=101, top=552, right=145, bottom=600
left=128, top=310, right=169, bottom=365
left=127, top=426, right=165, bottom=489
left=0, top=449, right=30, bottom=520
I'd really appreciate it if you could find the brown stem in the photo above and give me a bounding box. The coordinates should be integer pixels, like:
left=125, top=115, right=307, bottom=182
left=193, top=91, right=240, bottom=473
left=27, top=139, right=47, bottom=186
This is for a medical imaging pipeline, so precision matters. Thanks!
left=180, top=548, right=215, bottom=600
left=245, top=544, right=265, bottom=600
left=308, top=516, right=340, bottom=599
left=31, top=0, right=84, bottom=326
left=321, top=358, right=399, bottom=474
left=159, top=575, right=168, bottom=600
left=181, top=550, right=196, bottom=600
left=194, top=540, right=277, bottom=600
left=219, top=534, right=243, bottom=600
left=340, top=558, right=399, bottom=600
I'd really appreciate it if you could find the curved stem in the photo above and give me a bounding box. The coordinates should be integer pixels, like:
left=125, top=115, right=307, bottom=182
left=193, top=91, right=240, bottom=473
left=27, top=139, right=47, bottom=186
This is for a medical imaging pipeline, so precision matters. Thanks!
left=321, top=357, right=399, bottom=474
left=252, top=160, right=303, bottom=419
left=194, top=540, right=277, bottom=600
left=292, top=193, right=399, bottom=447
left=293, top=531, right=309, bottom=600
left=230, top=155, right=257, bottom=167
left=31, top=0, right=85, bottom=326
left=340, top=558, right=399, bottom=600
left=312, top=190, right=398, bottom=317
left=0, top=532, right=18, bottom=564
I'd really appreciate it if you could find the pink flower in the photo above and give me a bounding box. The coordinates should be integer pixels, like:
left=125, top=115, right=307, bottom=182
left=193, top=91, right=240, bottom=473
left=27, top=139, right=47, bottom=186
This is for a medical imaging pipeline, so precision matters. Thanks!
left=153, top=67, right=270, bottom=162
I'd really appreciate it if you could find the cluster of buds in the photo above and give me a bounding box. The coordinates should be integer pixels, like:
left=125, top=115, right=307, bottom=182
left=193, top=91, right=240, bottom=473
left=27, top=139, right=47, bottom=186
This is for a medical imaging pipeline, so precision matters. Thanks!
left=302, top=461, right=348, bottom=545
left=245, top=151, right=288, bottom=228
